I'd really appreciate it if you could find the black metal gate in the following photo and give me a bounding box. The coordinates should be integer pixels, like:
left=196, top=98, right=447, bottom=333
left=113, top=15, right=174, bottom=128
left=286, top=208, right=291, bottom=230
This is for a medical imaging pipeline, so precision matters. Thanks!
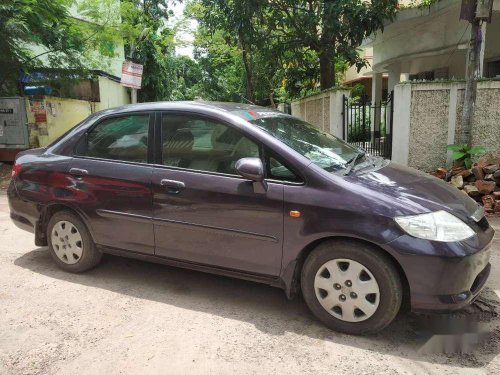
left=342, top=91, right=394, bottom=159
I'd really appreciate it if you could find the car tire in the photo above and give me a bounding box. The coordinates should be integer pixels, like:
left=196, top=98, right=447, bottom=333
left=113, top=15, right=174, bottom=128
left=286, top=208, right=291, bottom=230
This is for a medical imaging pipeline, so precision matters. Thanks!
left=47, top=211, right=102, bottom=273
left=301, top=239, right=402, bottom=335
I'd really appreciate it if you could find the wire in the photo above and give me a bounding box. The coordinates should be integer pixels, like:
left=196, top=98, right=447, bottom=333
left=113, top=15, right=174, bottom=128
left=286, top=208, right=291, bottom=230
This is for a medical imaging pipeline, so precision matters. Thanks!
left=445, top=24, right=470, bottom=67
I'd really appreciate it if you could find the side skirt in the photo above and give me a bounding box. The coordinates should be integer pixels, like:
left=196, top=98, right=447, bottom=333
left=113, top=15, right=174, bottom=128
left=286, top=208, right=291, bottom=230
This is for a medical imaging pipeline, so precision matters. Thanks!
left=98, top=245, right=284, bottom=289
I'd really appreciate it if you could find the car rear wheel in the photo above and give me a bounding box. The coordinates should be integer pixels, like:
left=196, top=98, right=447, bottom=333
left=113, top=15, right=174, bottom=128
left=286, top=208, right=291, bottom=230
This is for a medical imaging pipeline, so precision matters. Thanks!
left=301, top=240, right=402, bottom=335
left=47, top=211, right=102, bottom=272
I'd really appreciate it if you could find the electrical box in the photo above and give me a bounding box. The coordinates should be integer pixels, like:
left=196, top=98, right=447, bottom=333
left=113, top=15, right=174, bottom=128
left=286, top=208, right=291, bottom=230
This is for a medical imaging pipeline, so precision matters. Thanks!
left=0, top=97, right=29, bottom=161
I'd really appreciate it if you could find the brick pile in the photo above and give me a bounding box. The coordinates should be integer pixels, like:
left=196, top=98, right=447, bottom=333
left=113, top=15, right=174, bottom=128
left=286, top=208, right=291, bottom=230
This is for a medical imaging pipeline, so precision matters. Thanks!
left=431, top=156, right=500, bottom=216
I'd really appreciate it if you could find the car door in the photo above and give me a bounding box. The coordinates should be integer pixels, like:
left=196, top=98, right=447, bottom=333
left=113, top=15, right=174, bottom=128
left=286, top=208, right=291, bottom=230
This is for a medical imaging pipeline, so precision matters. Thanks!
left=151, top=112, right=284, bottom=276
left=71, top=112, right=155, bottom=254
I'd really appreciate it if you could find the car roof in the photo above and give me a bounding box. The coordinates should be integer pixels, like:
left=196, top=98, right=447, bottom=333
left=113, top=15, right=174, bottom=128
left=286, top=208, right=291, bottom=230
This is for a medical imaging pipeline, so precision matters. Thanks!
left=95, top=101, right=284, bottom=117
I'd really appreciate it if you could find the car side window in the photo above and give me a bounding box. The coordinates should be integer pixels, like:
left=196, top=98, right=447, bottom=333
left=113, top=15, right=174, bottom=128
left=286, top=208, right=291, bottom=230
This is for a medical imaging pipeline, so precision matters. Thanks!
left=80, top=114, right=150, bottom=163
left=161, top=114, right=260, bottom=175
left=267, top=154, right=302, bottom=183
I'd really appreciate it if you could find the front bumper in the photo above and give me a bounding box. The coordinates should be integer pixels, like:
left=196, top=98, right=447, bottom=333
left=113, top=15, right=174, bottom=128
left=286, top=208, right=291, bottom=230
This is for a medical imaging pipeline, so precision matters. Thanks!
left=383, top=219, right=494, bottom=313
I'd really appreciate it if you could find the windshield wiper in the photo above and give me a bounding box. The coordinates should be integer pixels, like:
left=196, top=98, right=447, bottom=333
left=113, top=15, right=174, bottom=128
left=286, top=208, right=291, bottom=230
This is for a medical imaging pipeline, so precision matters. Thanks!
left=343, top=152, right=365, bottom=176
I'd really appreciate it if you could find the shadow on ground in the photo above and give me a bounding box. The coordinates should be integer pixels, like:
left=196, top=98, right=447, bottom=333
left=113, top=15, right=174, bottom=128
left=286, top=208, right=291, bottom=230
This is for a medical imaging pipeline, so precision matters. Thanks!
left=15, top=247, right=500, bottom=369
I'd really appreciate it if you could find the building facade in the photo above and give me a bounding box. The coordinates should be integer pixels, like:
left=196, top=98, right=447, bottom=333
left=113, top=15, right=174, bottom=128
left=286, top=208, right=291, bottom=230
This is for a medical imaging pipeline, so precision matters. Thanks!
left=342, top=0, right=500, bottom=99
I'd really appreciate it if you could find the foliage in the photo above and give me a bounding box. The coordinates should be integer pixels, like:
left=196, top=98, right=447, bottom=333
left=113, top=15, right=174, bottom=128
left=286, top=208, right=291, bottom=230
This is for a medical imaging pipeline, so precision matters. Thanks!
left=0, top=0, right=87, bottom=95
left=0, top=0, right=198, bottom=101
left=118, top=0, right=206, bottom=102
left=446, top=144, right=486, bottom=169
left=188, top=0, right=398, bottom=105
left=191, top=0, right=266, bottom=103
left=119, top=0, right=173, bottom=102
left=188, top=0, right=319, bottom=104
left=192, top=27, right=246, bottom=102
left=349, top=83, right=366, bottom=101
left=266, top=0, right=398, bottom=89
left=401, top=0, right=443, bottom=9
left=1, top=0, right=400, bottom=105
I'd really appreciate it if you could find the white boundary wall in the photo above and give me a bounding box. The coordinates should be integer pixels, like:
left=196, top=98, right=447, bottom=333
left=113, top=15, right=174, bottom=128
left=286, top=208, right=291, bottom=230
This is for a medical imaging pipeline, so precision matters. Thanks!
left=392, top=81, right=500, bottom=171
left=291, top=89, right=350, bottom=138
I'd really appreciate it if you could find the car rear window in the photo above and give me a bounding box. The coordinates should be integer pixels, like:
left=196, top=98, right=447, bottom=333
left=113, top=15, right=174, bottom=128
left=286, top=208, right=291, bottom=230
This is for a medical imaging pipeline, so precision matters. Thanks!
left=78, top=114, right=150, bottom=163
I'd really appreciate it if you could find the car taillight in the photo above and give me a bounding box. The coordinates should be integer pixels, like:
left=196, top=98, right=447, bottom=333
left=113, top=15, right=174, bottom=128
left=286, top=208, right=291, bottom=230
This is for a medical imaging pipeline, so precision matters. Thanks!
left=11, top=163, right=22, bottom=178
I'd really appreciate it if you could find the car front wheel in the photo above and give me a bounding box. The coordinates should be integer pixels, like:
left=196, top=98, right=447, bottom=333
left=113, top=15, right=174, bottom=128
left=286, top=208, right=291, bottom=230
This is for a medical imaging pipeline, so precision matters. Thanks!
left=301, top=239, right=402, bottom=335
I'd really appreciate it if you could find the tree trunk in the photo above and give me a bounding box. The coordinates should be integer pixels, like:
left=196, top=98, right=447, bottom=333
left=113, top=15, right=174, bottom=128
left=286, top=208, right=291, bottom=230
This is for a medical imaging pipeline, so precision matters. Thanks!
left=269, top=90, right=275, bottom=108
left=319, top=0, right=335, bottom=91
left=319, top=51, right=335, bottom=90
left=241, top=46, right=255, bottom=103
left=460, top=19, right=482, bottom=147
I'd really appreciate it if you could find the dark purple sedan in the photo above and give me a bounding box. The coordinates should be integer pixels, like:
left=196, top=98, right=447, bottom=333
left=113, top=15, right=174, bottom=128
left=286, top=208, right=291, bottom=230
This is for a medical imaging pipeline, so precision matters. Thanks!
left=8, top=102, right=494, bottom=334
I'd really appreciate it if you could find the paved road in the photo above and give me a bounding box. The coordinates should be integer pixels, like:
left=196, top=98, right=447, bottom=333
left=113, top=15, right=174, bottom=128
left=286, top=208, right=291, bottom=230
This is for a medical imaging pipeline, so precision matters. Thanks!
left=1, top=191, right=500, bottom=374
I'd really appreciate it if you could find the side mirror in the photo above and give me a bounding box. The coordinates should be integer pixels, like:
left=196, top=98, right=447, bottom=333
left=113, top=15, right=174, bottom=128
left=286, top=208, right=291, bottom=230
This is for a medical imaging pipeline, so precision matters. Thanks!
left=235, top=157, right=268, bottom=193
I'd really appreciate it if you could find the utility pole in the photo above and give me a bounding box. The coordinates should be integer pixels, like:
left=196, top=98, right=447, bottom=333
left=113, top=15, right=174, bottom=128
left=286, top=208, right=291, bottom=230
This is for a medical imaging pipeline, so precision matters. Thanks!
left=459, top=19, right=481, bottom=146
left=130, top=44, right=138, bottom=104
left=128, top=28, right=149, bottom=104
left=459, top=0, right=493, bottom=146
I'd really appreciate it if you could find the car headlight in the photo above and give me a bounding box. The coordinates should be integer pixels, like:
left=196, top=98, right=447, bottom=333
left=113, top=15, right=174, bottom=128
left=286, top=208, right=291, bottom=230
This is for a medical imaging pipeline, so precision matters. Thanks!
left=395, top=210, right=475, bottom=242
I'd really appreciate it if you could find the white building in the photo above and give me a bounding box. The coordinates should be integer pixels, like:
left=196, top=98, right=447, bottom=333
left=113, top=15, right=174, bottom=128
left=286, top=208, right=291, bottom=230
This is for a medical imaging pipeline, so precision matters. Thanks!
left=343, top=0, right=500, bottom=101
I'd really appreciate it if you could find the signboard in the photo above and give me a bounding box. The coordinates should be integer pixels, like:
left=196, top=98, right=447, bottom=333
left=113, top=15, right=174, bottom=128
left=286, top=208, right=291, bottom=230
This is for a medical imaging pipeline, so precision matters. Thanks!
left=476, top=0, right=493, bottom=22
left=120, top=60, right=143, bottom=89
left=29, top=99, right=45, bottom=113
left=35, top=112, right=47, bottom=123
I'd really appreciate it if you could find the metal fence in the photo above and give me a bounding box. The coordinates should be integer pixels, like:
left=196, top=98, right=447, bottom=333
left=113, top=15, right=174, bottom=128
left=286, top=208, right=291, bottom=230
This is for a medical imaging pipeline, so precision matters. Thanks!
left=342, top=91, right=394, bottom=159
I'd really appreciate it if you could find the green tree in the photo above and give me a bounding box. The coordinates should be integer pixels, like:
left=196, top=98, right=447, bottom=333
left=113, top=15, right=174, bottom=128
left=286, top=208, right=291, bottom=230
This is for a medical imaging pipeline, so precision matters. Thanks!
left=194, top=0, right=267, bottom=103
left=119, top=0, right=173, bottom=102
left=0, top=0, right=87, bottom=95
left=190, top=0, right=398, bottom=102
left=186, top=0, right=245, bottom=102
left=170, top=55, right=203, bottom=100
left=269, top=0, right=398, bottom=89
left=1, top=0, right=129, bottom=96
left=192, top=27, right=246, bottom=102
left=120, top=0, right=205, bottom=102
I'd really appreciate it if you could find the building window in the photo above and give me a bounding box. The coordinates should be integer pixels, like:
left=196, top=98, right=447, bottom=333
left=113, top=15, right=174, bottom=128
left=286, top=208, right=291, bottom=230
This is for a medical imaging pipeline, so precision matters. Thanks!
left=485, top=60, right=500, bottom=78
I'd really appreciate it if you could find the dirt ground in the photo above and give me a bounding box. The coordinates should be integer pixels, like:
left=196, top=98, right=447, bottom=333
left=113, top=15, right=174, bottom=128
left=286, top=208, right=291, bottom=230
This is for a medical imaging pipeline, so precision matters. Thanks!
left=0, top=163, right=12, bottom=190
left=1, top=192, right=500, bottom=375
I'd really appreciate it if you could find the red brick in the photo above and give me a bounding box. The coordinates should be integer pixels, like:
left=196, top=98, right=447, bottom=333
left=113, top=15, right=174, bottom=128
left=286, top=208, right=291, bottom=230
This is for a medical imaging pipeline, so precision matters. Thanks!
left=475, top=180, right=496, bottom=194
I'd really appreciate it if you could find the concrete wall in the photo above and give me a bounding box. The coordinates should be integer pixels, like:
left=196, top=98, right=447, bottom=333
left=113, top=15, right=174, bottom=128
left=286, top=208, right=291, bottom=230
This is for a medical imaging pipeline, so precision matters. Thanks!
left=26, top=96, right=94, bottom=147
left=291, top=89, right=350, bottom=138
left=26, top=76, right=130, bottom=147
left=392, top=81, right=500, bottom=171
left=96, top=76, right=130, bottom=110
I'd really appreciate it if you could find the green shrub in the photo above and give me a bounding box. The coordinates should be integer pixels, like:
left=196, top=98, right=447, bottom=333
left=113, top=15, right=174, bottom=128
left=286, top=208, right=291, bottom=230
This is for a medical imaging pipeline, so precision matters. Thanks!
left=446, top=144, right=486, bottom=169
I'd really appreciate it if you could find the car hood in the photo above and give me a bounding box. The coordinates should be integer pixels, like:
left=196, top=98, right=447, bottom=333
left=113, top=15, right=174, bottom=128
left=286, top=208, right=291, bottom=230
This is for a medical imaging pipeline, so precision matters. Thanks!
left=348, top=162, right=480, bottom=220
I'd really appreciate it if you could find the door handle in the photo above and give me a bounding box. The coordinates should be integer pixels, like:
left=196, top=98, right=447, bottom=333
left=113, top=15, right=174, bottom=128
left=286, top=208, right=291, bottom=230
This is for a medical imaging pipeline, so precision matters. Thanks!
left=160, top=179, right=185, bottom=194
left=69, top=168, right=88, bottom=178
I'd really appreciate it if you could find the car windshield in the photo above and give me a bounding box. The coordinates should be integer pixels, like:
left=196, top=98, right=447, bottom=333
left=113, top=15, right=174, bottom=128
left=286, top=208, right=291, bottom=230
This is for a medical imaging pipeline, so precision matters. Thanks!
left=246, top=113, right=361, bottom=173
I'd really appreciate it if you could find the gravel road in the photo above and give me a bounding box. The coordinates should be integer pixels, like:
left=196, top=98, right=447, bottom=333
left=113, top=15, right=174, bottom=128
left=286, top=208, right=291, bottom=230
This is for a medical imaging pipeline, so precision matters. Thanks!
left=1, top=191, right=500, bottom=375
